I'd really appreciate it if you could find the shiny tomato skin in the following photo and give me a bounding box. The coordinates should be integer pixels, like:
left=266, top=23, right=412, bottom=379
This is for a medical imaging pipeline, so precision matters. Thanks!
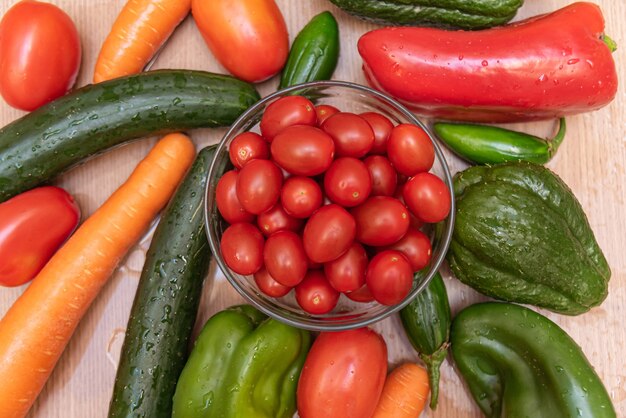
left=403, top=172, right=451, bottom=223
left=229, top=132, right=269, bottom=169
left=281, top=176, right=323, bottom=219
left=387, top=124, right=435, bottom=176
left=366, top=250, right=413, bottom=305
left=260, top=96, right=317, bottom=141
left=352, top=196, right=410, bottom=246
left=303, top=204, right=356, bottom=263
left=0, top=186, right=80, bottom=287
left=363, top=155, right=397, bottom=196
left=220, top=223, right=265, bottom=275
left=192, top=0, right=288, bottom=83
left=236, top=159, right=283, bottom=215
left=345, top=284, right=375, bottom=303
left=271, top=125, right=335, bottom=176
left=323, top=158, right=372, bottom=207
left=254, top=267, right=292, bottom=297
left=0, top=0, right=81, bottom=111
left=315, top=104, right=339, bottom=125
left=216, top=170, right=256, bottom=224
left=263, top=230, right=308, bottom=286
left=256, top=203, right=302, bottom=236
left=321, top=112, right=375, bottom=158
left=324, top=242, right=368, bottom=292
left=297, top=328, right=387, bottom=418
left=384, top=227, right=432, bottom=271
left=360, top=112, right=394, bottom=155
left=295, top=270, right=340, bottom=314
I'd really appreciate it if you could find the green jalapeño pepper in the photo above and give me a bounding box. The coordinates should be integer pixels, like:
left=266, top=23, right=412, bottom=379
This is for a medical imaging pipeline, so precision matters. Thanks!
left=172, top=305, right=311, bottom=418
left=451, top=302, right=616, bottom=418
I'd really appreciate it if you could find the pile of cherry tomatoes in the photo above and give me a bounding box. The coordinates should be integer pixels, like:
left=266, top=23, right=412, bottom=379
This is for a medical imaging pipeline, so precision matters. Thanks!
left=216, top=95, right=451, bottom=314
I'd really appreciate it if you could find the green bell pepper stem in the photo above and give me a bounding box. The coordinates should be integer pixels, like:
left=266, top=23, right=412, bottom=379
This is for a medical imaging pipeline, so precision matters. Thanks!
left=602, top=34, right=617, bottom=52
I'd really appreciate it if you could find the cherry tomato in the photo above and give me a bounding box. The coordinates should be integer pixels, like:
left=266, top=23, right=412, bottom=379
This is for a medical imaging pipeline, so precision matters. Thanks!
left=351, top=196, right=409, bottom=246
left=297, top=328, right=387, bottom=418
left=254, top=267, right=292, bottom=297
left=295, top=270, right=340, bottom=315
left=360, top=112, right=393, bottom=155
left=303, top=204, right=356, bottom=263
left=0, top=0, right=81, bottom=111
left=403, top=172, right=451, bottom=223
left=324, top=242, right=368, bottom=292
left=366, top=250, right=413, bottom=305
left=345, top=284, right=375, bottom=303
left=260, top=96, right=317, bottom=141
left=363, top=155, right=397, bottom=196
left=256, top=203, right=302, bottom=236
left=323, top=158, right=372, bottom=207
left=228, top=132, right=269, bottom=168
left=220, top=223, right=264, bottom=275
left=315, top=104, right=339, bottom=125
left=384, top=227, right=432, bottom=271
left=281, top=176, right=323, bottom=218
left=386, top=124, right=435, bottom=176
left=216, top=170, right=255, bottom=224
left=236, top=159, right=283, bottom=214
left=271, top=125, right=335, bottom=176
left=192, top=0, right=288, bottom=83
left=321, top=112, right=374, bottom=158
left=263, top=230, right=308, bottom=286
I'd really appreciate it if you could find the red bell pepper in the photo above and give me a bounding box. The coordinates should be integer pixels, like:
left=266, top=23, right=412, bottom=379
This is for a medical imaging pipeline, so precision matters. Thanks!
left=358, top=2, right=618, bottom=123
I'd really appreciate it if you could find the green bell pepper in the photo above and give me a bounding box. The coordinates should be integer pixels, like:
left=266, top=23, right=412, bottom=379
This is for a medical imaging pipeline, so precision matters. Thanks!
left=172, top=305, right=311, bottom=418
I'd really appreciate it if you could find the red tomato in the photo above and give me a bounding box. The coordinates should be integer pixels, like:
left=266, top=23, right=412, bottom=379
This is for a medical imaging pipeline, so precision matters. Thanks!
left=387, top=124, right=435, bottom=176
left=324, top=242, right=368, bottom=292
left=384, top=227, right=432, bottom=272
left=263, top=231, right=308, bottom=286
left=323, top=158, right=372, bottom=207
left=260, top=96, right=317, bottom=141
left=271, top=125, right=335, bottom=176
left=303, top=205, right=356, bottom=263
left=216, top=170, right=255, bottom=224
left=192, top=0, right=288, bottom=83
left=360, top=112, right=393, bottom=155
left=0, top=0, right=81, bottom=111
left=220, top=223, right=264, bottom=275
left=403, top=172, right=451, bottom=223
left=0, top=186, right=80, bottom=287
left=345, top=284, right=375, bottom=303
left=351, top=196, right=409, bottom=246
left=315, top=104, right=339, bottom=125
left=254, top=267, right=292, bottom=297
left=281, top=176, right=323, bottom=218
left=321, top=112, right=375, bottom=158
left=228, top=132, right=269, bottom=168
left=256, top=203, right=302, bottom=236
left=297, top=328, right=387, bottom=418
left=236, top=159, right=283, bottom=214
left=363, top=155, right=397, bottom=196
left=366, top=250, right=413, bottom=305
left=295, top=270, right=340, bottom=314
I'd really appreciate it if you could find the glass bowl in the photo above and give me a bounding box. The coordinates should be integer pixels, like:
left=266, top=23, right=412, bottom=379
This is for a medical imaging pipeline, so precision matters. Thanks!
left=205, top=80, right=455, bottom=331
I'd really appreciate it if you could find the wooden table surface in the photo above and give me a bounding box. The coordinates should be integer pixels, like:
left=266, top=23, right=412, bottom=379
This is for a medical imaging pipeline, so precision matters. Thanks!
left=0, top=0, right=624, bottom=416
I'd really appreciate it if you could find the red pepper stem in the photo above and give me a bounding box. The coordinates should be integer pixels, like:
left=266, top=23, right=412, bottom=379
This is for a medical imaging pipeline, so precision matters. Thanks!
left=547, top=118, right=567, bottom=158
left=602, top=34, right=617, bottom=52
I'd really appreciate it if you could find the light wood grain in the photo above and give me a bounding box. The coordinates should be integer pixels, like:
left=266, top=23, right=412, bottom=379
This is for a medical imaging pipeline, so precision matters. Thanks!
left=0, top=0, right=624, bottom=416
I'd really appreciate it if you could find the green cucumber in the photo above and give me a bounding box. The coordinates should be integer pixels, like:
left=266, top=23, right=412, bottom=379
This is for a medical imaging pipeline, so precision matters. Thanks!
left=108, top=146, right=216, bottom=418
left=0, top=70, right=260, bottom=202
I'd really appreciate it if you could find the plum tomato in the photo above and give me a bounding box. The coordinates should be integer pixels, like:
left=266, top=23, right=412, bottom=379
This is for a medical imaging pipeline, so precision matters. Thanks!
left=323, top=158, right=372, bottom=207
left=345, top=284, right=375, bottom=303
left=315, top=104, right=339, bottom=125
left=351, top=196, right=409, bottom=246
left=263, top=230, right=308, bottom=286
left=403, top=172, right=451, bottom=223
left=303, top=204, right=356, bottom=263
left=220, top=223, right=264, bottom=275
left=254, top=267, right=292, bottom=297
left=295, top=270, right=340, bottom=315
left=366, top=250, right=413, bottom=305
left=360, top=112, right=393, bottom=155
left=260, top=95, right=316, bottom=141
left=324, top=242, right=368, bottom=292
left=236, top=159, right=283, bottom=214
left=256, top=203, right=302, bottom=236
left=228, top=131, right=269, bottom=169
left=281, top=176, right=323, bottom=218
left=271, top=125, right=335, bottom=176
left=386, top=124, right=435, bottom=176
left=321, top=112, right=374, bottom=158
left=363, top=155, right=397, bottom=196
left=216, top=170, right=255, bottom=224
left=383, top=227, right=432, bottom=271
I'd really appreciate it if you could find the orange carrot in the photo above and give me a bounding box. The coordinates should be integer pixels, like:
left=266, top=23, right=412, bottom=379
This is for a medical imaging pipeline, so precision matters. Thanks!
left=372, top=363, right=431, bottom=418
left=94, top=0, right=191, bottom=82
left=0, top=133, right=196, bottom=418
